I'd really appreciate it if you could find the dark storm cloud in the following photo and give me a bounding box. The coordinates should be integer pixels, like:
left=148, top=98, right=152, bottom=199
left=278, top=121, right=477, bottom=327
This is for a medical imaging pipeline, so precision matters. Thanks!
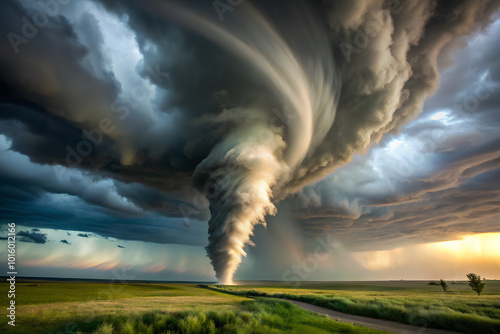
left=60, top=239, right=71, bottom=245
left=0, top=2, right=121, bottom=155
left=117, top=245, right=125, bottom=248
left=113, top=182, right=210, bottom=221
left=17, top=230, right=47, bottom=244
left=0, top=132, right=209, bottom=228
left=1, top=0, right=499, bottom=283
left=0, top=190, right=208, bottom=246
left=0, top=140, right=145, bottom=216
left=77, top=233, right=91, bottom=238
left=291, top=17, right=500, bottom=252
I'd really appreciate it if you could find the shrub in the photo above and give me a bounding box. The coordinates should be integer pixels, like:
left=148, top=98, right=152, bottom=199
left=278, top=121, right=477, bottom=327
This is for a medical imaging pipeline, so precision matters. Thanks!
left=466, top=273, right=485, bottom=295
left=440, top=279, right=448, bottom=292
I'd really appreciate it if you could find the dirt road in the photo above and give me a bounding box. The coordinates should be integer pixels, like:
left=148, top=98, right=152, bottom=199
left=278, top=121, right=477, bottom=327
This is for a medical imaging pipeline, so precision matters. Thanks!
left=285, top=299, right=461, bottom=334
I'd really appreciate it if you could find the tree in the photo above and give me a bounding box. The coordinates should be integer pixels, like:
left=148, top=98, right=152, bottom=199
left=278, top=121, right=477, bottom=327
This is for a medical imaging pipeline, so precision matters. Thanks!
left=428, top=281, right=439, bottom=286
left=466, top=273, right=485, bottom=295
left=439, top=279, right=448, bottom=292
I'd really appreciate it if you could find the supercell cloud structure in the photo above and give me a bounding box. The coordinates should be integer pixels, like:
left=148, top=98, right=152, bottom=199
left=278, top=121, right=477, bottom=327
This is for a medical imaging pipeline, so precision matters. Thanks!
left=0, top=0, right=500, bottom=283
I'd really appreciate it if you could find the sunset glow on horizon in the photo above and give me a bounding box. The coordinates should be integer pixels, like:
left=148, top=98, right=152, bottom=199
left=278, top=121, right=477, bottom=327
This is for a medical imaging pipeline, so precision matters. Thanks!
left=429, top=233, right=500, bottom=260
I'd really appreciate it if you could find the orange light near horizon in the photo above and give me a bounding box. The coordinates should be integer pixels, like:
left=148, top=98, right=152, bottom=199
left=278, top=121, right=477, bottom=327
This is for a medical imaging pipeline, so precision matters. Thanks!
left=426, top=232, right=500, bottom=260
left=350, top=232, right=500, bottom=272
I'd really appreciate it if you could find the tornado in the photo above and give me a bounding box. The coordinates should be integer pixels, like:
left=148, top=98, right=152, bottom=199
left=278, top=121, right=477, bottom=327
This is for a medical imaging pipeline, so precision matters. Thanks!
left=194, top=127, right=288, bottom=284
left=177, top=4, right=340, bottom=283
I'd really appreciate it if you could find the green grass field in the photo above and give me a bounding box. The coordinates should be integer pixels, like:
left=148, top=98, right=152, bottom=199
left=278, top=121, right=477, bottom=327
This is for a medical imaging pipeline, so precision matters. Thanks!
left=208, top=280, right=500, bottom=334
left=0, top=280, right=389, bottom=334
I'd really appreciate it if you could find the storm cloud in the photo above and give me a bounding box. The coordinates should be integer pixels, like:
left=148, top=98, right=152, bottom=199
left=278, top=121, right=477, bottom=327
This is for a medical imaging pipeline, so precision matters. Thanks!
left=1, top=0, right=499, bottom=283
left=17, top=230, right=48, bottom=244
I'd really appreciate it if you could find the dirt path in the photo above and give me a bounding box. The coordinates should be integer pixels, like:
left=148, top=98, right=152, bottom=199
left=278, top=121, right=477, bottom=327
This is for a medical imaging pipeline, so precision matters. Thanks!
left=285, top=299, right=461, bottom=334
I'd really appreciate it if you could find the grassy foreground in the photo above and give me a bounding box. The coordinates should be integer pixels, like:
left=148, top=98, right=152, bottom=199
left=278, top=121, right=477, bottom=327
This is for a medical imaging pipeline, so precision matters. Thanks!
left=91, top=298, right=388, bottom=334
left=206, top=280, right=500, bottom=334
left=0, top=280, right=388, bottom=334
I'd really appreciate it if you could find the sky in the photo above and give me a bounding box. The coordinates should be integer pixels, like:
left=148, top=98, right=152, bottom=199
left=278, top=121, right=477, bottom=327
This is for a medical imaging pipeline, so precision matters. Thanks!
left=0, top=0, right=499, bottom=283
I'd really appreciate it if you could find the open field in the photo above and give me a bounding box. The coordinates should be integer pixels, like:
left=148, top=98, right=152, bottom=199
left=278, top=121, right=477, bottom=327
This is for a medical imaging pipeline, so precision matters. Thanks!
left=0, top=280, right=389, bottom=334
left=208, top=280, right=500, bottom=334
